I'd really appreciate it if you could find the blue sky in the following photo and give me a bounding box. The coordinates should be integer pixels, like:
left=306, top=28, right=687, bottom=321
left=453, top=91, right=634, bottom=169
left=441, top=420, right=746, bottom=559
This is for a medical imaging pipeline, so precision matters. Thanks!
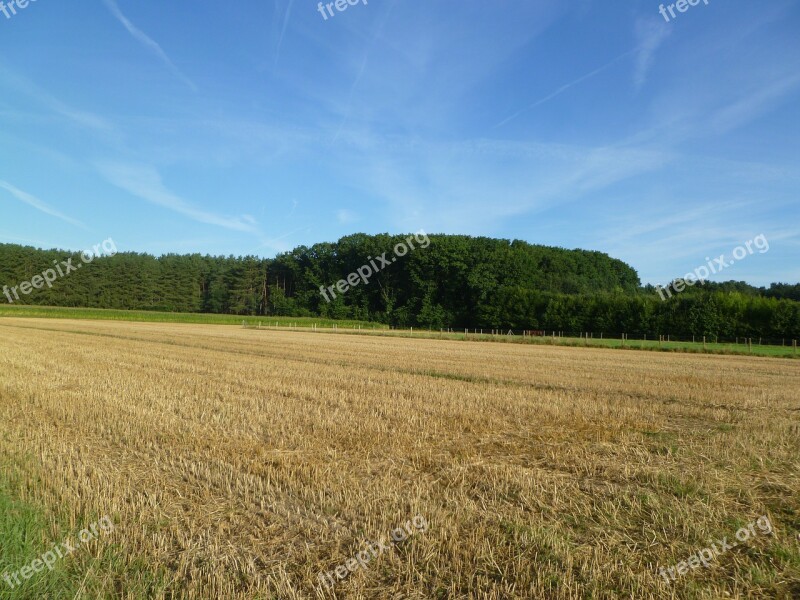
left=0, top=0, right=798, bottom=286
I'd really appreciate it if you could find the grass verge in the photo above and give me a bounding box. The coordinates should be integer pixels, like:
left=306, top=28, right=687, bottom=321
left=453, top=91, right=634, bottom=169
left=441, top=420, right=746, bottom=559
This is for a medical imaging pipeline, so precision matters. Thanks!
left=0, top=305, right=384, bottom=330
left=1, top=304, right=796, bottom=359
left=0, top=454, right=165, bottom=599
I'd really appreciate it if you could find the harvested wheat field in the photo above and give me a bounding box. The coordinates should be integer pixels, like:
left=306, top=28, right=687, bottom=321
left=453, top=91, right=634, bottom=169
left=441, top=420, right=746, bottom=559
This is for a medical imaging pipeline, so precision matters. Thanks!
left=0, top=318, right=798, bottom=599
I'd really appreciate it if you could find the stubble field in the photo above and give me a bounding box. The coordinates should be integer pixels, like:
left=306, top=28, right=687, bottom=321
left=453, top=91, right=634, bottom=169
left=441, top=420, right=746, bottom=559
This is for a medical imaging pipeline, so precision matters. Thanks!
left=0, top=318, right=798, bottom=599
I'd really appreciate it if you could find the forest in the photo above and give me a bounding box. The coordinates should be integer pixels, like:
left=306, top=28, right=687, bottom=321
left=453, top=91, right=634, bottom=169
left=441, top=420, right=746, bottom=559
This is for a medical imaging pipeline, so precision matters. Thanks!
left=1, top=233, right=799, bottom=339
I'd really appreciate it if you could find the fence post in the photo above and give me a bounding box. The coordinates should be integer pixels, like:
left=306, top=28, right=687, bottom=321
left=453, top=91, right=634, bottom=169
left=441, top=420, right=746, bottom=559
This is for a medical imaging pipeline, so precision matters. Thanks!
left=794, top=340, right=797, bottom=355
left=703, top=336, right=706, bottom=350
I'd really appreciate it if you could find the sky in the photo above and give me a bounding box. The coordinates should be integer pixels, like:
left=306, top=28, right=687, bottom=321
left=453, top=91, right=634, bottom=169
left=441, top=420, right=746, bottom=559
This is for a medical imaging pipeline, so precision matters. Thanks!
left=0, top=0, right=798, bottom=287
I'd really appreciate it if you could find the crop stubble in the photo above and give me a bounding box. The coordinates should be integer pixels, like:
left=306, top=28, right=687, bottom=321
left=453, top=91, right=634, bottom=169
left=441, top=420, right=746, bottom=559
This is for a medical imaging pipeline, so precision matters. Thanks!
left=0, top=318, right=797, bottom=599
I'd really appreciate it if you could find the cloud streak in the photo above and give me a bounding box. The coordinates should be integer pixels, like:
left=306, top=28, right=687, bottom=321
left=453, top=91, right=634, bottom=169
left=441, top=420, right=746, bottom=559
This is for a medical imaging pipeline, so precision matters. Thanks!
left=495, top=17, right=669, bottom=129
left=0, top=66, right=114, bottom=133
left=495, top=48, right=637, bottom=128
left=95, top=162, right=260, bottom=233
left=633, top=18, right=670, bottom=90
left=0, top=180, right=87, bottom=229
left=274, top=0, right=296, bottom=67
left=101, top=0, right=197, bottom=91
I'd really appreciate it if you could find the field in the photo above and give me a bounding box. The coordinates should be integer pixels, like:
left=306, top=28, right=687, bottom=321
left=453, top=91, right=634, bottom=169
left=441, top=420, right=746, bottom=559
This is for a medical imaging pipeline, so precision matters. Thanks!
left=0, top=318, right=798, bottom=599
left=1, top=305, right=796, bottom=359
left=0, top=305, right=382, bottom=330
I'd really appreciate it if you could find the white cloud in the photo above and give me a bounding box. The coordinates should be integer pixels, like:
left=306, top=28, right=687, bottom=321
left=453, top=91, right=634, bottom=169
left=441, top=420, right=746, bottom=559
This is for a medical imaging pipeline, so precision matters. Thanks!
left=633, top=17, right=670, bottom=90
left=0, top=66, right=114, bottom=133
left=496, top=49, right=637, bottom=128
left=101, top=0, right=197, bottom=91
left=338, top=135, right=669, bottom=234
left=274, top=0, right=296, bottom=67
left=710, top=72, right=800, bottom=133
left=336, top=209, right=358, bottom=224
left=0, top=180, right=86, bottom=229
left=95, top=162, right=260, bottom=233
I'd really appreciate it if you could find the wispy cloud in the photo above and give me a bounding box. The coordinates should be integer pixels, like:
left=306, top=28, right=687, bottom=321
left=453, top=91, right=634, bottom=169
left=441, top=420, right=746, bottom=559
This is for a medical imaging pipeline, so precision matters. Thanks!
left=633, top=17, right=670, bottom=90
left=274, top=0, right=296, bottom=67
left=257, top=226, right=310, bottom=254
left=710, top=71, right=800, bottom=133
left=495, top=49, right=637, bottom=128
left=336, top=209, right=358, bottom=224
left=0, top=66, right=114, bottom=133
left=331, top=0, right=398, bottom=141
left=0, top=232, right=52, bottom=247
left=495, top=16, right=669, bottom=128
left=95, top=162, right=260, bottom=233
left=338, top=135, right=668, bottom=234
left=101, top=0, right=197, bottom=91
left=0, top=180, right=87, bottom=229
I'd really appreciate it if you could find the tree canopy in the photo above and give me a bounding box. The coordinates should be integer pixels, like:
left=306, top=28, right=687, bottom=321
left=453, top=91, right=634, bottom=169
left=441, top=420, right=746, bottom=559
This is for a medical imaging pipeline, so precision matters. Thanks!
left=1, top=234, right=798, bottom=339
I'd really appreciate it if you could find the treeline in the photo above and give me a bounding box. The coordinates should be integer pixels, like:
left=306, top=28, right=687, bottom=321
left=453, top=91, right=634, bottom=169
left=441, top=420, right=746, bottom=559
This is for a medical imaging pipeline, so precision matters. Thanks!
left=1, top=234, right=799, bottom=339
left=0, top=244, right=273, bottom=314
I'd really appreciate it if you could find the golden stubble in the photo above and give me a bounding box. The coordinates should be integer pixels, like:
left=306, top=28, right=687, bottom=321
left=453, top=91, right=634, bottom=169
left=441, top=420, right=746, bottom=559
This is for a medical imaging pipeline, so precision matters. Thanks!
left=0, top=318, right=797, bottom=599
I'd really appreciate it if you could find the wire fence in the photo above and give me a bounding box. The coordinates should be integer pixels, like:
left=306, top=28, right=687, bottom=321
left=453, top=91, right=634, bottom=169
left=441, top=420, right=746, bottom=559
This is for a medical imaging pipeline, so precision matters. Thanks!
left=390, top=328, right=799, bottom=354
left=399, top=328, right=796, bottom=346
left=243, top=321, right=799, bottom=355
